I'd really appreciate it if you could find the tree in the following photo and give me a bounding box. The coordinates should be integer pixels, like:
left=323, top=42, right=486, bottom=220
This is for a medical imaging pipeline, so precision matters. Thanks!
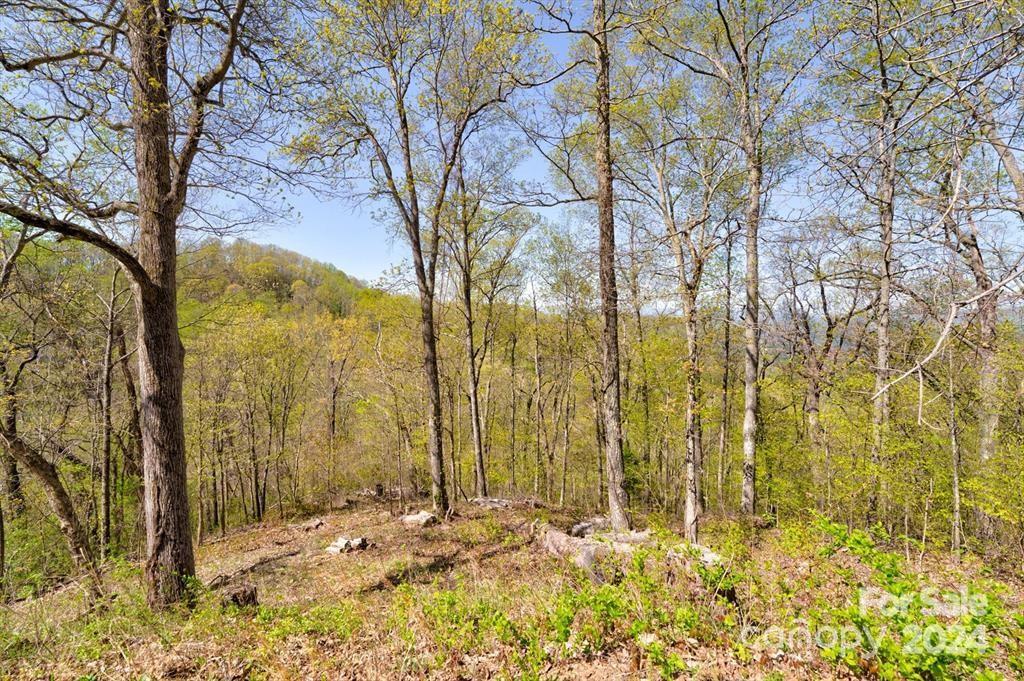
left=591, top=0, right=631, bottom=531
left=618, top=56, right=740, bottom=539
left=445, top=145, right=530, bottom=498
left=0, top=232, right=97, bottom=581
left=0, top=0, right=284, bottom=606
left=640, top=0, right=816, bottom=516
left=291, top=0, right=540, bottom=514
left=818, top=0, right=930, bottom=522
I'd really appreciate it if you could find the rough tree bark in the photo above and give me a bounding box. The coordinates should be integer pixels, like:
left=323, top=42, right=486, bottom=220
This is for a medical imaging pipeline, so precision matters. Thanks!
left=868, top=69, right=896, bottom=524
left=740, top=122, right=761, bottom=516
left=593, top=0, right=631, bottom=531
left=717, top=235, right=733, bottom=512
left=456, top=176, right=488, bottom=498
left=681, top=289, right=703, bottom=541
left=126, top=0, right=197, bottom=606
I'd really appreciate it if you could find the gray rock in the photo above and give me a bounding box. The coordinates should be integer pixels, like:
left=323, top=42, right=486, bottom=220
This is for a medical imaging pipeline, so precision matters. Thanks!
left=400, top=510, right=438, bottom=528
left=470, top=497, right=512, bottom=509
left=326, top=536, right=369, bottom=554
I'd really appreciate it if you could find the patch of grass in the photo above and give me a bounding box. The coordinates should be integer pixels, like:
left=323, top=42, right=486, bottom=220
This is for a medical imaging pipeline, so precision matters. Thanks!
left=454, top=516, right=508, bottom=546
left=253, top=602, right=361, bottom=641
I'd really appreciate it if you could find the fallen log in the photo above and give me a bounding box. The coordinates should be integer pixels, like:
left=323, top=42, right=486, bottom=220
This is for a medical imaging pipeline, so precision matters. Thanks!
left=470, top=497, right=513, bottom=509
left=570, top=516, right=611, bottom=537
left=207, top=548, right=301, bottom=590
left=536, top=523, right=722, bottom=582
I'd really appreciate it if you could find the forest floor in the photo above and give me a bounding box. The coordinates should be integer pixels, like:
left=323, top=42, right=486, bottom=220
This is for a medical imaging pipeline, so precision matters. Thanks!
left=2, top=498, right=1024, bottom=680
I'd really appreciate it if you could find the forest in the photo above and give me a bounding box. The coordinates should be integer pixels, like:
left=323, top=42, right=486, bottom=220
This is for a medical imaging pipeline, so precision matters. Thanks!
left=2, top=0, right=1024, bottom=678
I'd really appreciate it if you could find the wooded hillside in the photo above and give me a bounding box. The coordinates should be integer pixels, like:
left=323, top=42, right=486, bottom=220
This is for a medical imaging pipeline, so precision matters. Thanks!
left=3, top=0, right=1024, bottom=677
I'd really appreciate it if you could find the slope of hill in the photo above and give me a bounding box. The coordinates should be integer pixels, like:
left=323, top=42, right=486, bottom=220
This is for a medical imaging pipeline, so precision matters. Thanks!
left=2, top=502, right=1022, bottom=680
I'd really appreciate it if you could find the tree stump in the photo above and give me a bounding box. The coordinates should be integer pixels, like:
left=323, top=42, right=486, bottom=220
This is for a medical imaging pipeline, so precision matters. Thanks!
left=220, top=582, right=258, bottom=608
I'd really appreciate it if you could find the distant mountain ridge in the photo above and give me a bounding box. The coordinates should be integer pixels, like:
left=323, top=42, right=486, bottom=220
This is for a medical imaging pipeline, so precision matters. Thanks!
left=180, top=238, right=364, bottom=316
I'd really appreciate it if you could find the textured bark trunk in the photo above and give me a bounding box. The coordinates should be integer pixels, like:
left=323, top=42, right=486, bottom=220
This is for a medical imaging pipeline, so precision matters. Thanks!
left=869, top=92, right=896, bottom=525
left=126, top=0, right=195, bottom=607
left=593, top=0, right=630, bottom=532
left=740, top=133, right=761, bottom=516
left=682, top=292, right=702, bottom=542
left=418, top=285, right=449, bottom=514
left=717, top=235, right=733, bottom=513
left=135, top=286, right=194, bottom=606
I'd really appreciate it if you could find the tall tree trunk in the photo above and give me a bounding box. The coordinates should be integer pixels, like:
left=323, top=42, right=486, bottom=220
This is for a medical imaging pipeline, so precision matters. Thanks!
left=682, top=290, right=702, bottom=541
left=953, top=224, right=998, bottom=465
left=593, top=0, right=630, bottom=531
left=99, top=273, right=118, bottom=558
left=509, top=322, right=518, bottom=494
left=948, top=350, right=962, bottom=556
left=869, top=81, right=896, bottom=524
left=560, top=389, right=572, bottom=507
left=626, top=227, right=653, bottom=505
left=532, top=292, right=544, bottom=497
left=127, top=0, right=195, bottom=607
left=417, top=283, right=449, bottom=514
left=740, top=125, right=762, bottom=516
left=135, top=285, right=193, bottom=605
left=717, top=234, right=733, bottom=513
left=461, top=241, right=488, bottom=497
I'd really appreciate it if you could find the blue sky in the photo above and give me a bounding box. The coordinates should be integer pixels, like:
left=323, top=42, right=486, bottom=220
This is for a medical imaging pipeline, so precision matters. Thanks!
left=251, top=186, right=408, bottom=285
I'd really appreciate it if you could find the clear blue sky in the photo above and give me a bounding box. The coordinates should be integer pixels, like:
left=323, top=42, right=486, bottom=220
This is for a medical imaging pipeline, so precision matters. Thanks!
left=251, top=187, right=409, bottom=285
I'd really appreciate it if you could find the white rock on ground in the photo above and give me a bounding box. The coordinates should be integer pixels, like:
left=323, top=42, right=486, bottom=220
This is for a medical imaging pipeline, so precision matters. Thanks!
left=325, top=536, right=369, bottom=554
left=400, top=510, right=438, bottom=527
left=470, top=497, right=512, bottom=509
